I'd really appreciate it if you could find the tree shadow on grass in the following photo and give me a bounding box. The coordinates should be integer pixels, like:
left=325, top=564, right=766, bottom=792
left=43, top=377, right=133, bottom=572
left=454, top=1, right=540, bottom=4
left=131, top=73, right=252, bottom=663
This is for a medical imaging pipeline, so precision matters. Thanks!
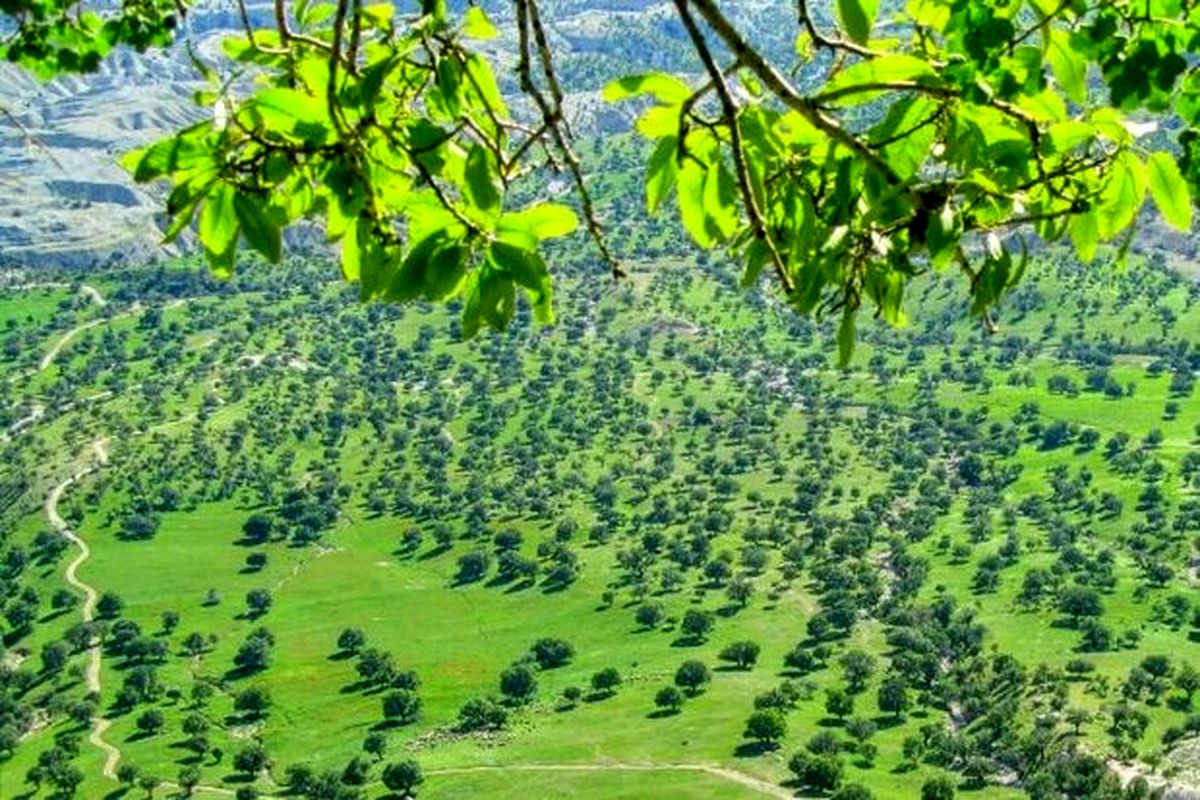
left=646, top=708, right=680, bottom=719
left=221, top=772, right=255, bottom=784
left=669, top=636, right=706, bottom=648
left=733, top=742, right=778, bottom=758
left=222, top=665, right=265, bottom=682
left=417, top=545, right=452, bottom=562
left=872, top=715, right=906, bottom=730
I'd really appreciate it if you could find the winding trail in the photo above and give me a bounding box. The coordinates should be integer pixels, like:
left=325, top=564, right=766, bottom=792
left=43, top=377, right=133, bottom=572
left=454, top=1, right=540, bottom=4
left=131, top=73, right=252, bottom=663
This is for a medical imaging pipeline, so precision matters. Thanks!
left=39, top=316, right=109, bottom=371
left=46, top=438, right=122, bottom=779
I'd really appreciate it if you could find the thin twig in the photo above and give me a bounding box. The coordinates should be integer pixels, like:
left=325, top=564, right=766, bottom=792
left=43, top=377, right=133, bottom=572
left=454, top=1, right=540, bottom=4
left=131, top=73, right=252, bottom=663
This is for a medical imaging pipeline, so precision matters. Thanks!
left=673, top=0, right=793, bottom=294
left=688, top=0, right=903, bottom=186
left=516, top=0, right=623, bottom=278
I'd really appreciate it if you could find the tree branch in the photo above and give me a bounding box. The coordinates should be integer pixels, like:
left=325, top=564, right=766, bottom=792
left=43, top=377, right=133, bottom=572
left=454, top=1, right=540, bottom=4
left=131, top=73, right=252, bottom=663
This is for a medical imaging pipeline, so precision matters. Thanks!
left=687, top=0, right=903, bottom=186
left=673, top=0, right=793, bottom=294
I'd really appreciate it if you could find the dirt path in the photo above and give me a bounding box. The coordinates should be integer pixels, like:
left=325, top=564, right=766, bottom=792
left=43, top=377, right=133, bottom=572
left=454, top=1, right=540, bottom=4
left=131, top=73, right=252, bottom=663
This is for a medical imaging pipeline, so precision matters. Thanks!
left=37, top=292, right=186, bottom=372
left=79, top=284, right=106, bottom=307
left=39, top=317, right=109, bottom=371
left=46, top=438, right=122, bottom=779
left=426, top=762, right=800, bottom=798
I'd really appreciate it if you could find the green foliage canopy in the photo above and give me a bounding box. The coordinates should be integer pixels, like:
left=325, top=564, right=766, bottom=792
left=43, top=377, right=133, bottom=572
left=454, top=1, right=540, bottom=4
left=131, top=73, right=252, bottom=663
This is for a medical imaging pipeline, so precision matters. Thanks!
left=9, top=0, right=1200, bottom=360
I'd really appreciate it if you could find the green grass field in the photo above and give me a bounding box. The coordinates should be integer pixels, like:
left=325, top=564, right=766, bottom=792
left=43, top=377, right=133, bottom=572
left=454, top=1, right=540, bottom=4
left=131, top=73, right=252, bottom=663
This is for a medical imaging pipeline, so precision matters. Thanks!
left=2, top=253, right=1198, bottom=799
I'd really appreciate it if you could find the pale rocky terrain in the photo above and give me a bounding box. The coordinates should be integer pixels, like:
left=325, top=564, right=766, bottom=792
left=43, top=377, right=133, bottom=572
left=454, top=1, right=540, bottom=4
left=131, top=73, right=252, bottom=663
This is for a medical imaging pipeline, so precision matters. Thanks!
left=0, top=0, right=798, bottom=268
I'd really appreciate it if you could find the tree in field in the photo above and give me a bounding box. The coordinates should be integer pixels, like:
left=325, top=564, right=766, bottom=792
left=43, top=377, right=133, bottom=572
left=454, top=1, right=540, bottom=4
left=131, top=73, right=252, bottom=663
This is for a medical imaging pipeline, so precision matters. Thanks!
left=233, top=743, right=271, bottom=776
left=674, top=660, right=712, bottom=696
left=342, top=755, right=371, bottom=786
left=832, top=786, right=874, bottom=800
left=137, top=774, right=162, bottom=798
left=789, top=751, right=843, bottom=793
left=234, top=686, right=272, bottom=719
left=160, top=611, right=180, bottom=635
left=921, top=777, right=956, bottom=800
left=877, top=677, right=910, bottom=720
left=241, top=513, right=273, bottom=544
left=178, top=765, right=201, bottom=796
left=743, top=709, right=787, bottom=748
left=679, top=609, right=715, bottom=643
left=499, top=665, right=537, bottom=705
left=233, top=629, right=274, bottom=672
left=121, top=513, right=160, bottom=540
left=244, top=588, right=273, bottom=619
left=840, top=650, right=876, bottom=693
left=590, top=667, right=622, bottom=698
left=635, top=602, right=665, bottom=630
left=363, top=732, right=388, bottom=761
left=455, top=551, right=490, bottom=584
left=1058, top=586, right=1104, bottom=626
left=285, top=763, right=317, bottom=794
left=1175, top=662, right=1200, bottom=708
left=381, top=690, right=422, bottom=725
left=457, top=697, right=508, bottom=732
left=135, top=709, right=165, bottom=736
left=825, top=687, right=855, bottom=722
left=718, top=640, right=761, bottom=670
left=382, top=759, right=424, bottom=799
left=726, top=577, right=754, bottom=608
left=40, top=641, right=69, bottom=676
left=117, top=764, right=140, bottom=788
left=96, top=592, right=123, bottom=619
left=529, top=638, right=574, bottom=669
left=655, top=686, right=684, bottom=714
left=337, top=628, right=367, bottom=656
left=16, top=1, right=1197, bottom=360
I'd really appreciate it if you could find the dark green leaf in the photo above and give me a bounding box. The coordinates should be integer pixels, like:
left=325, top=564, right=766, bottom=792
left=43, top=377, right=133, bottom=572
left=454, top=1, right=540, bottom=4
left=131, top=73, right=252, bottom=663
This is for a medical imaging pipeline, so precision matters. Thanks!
left=233, top=192, right=282, bottom=263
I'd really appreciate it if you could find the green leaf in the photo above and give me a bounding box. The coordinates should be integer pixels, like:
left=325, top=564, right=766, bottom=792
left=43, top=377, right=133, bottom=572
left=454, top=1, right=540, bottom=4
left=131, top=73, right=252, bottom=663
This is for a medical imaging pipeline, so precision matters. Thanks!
left=836, top=307, right=856, bottom=367
left=489, top=240, right=554, bottom=323
left=1069, top=208, right=1100, bottom=263
left=462, top=6, right=497, bottom=39
left=391, top=230, right=469, bottom=302
left=1047, top=29, right=1086, bottom=105
left=323, top=160, right=366, bottom=242
left=703, top=161, right=739, bottom=242
left=646, top=136, right=679, bottom=215
left=341, top=218, right=362, bottom=281
left=476, top=265, right=517, bottom=331
left=603, top=73, right=692, bottom=105
left=233, top=193, right=282, bottom=263
left=432, top=57, right=463, bottom=118
left=677, top=160, right=712, bottom=248
left=1099, top=152, right=1147, bottom=239
left=498, top=204, right=579, bottom=241
left=822, top=55, right=938, bottom=106
left=461, top=270, right=483, bottom=339
left=970, top=236, right=1013, bottom=316
left=873, top=95, right=937, bottom=178
left=924, top=202, right=961, bottom=269
left=1046, top=121, right=1095, bottom=154
left=741, top=238, right=768, bottom=288
left=198, top=183, right=239, bottom=276
left=837, top=0, right=878, bottom=45
left=464, top=144, right=501, bottom=218
left=464, top=53, right=506, bottom=117
left=252, top=88, right=334, bottom=145
left=1146, top=151, right=1193, bottom=231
